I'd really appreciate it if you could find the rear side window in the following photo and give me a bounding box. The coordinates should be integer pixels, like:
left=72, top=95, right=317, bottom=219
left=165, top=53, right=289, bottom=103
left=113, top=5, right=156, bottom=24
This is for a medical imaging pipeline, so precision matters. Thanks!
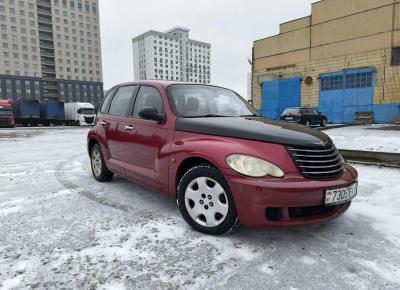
left=132, top=86, right=164, bottom=118
left=100, top=87, right=116, bottom=114
left=282, top=108, right=300, bottom=115
left=108, top=86, right=136, bottom=116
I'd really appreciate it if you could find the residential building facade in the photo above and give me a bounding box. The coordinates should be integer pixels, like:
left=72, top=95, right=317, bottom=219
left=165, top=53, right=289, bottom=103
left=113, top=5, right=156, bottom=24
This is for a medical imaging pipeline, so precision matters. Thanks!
left=252, top=0, right=400, bottom=124
left=132, top=27, right=211, bottom=83
left=0, top=0, right=103, bottom=107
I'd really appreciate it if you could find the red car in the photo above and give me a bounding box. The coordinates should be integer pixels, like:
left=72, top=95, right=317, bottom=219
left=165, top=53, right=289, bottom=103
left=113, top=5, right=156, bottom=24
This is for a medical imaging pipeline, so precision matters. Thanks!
left=87, top=81, right=358, bottom=235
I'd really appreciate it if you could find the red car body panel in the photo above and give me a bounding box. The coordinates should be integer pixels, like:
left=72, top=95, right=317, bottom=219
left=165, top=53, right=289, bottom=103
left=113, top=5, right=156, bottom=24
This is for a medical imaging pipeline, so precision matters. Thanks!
left=88, top=80, right=358, bottom=228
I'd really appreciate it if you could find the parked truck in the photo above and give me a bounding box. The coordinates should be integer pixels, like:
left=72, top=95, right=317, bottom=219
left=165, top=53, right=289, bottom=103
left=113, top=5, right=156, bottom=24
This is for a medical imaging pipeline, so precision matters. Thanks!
left=0, top=99, right=15, bottom=128
left=12, top=100, right=40, bottom=126
left=64, top=102, right=96, bottom=126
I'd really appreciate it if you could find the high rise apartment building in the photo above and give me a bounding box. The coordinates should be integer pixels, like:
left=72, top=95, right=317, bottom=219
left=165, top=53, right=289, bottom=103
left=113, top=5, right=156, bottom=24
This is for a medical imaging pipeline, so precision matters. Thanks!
left=0, top=0, right=103, bottom=106
left=132, top=27, right=211, bottom=83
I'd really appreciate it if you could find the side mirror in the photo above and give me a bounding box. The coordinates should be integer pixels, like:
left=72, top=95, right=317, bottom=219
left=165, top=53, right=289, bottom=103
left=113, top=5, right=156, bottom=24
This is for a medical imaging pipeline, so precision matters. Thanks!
left=138, top=106, right=165, bottom=121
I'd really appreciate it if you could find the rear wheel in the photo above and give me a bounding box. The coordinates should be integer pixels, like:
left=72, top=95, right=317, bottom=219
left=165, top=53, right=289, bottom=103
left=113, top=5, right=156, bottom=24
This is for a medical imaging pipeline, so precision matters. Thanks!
left=90, top=144, right=113, bottom=182
left=177, top=164, right=239, bottom=235
left=305, top=120, right=311, bottom=127
left=321, top=119, right=327, bottom=127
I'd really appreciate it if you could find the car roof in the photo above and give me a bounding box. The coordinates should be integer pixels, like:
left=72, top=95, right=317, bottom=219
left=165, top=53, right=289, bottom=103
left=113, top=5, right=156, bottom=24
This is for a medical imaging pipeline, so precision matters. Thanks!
left=114, top=80, right=199, bottom=88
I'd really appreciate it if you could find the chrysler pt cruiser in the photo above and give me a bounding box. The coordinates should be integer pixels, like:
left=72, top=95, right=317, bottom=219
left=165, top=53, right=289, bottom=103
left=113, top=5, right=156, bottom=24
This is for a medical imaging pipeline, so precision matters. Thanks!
left=87, top=81, right=358, bottom=235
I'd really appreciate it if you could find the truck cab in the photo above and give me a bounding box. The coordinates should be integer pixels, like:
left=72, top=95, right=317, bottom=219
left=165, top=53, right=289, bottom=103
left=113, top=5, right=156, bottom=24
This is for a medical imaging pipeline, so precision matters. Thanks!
left=64, top=102, right=96, bottom=126
left=0, top=100, right=15, bottom=128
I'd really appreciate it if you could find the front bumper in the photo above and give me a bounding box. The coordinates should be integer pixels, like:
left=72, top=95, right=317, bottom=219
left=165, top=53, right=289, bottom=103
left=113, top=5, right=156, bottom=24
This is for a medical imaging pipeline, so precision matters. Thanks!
left=223, top=164, right=358, bottom=227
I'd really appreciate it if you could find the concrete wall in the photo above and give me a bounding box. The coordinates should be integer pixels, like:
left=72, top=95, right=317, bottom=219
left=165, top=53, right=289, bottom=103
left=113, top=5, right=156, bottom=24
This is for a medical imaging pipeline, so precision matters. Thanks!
left=252, top=0, right=400, bottom=122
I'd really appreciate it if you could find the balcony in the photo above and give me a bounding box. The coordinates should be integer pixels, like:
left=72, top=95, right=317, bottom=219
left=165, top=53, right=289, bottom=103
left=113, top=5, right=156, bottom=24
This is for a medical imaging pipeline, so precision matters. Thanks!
left=37, top=7, right=51, bottom=16
left=38, top=16, right=52, bottom=25
left=40, top=42, right=54, bottom=50
left=37, top=0, right=52, bottom=8
left=40, top=51, right=55, bottom=58
left=39, top=34, right=54, bottom=42
left=38, top=25, right=53, bottom=33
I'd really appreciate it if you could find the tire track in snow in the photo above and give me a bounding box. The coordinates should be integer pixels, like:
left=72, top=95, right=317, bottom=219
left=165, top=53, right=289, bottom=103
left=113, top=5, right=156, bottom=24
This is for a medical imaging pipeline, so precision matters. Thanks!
left=54, top=153, right=131, bottom=212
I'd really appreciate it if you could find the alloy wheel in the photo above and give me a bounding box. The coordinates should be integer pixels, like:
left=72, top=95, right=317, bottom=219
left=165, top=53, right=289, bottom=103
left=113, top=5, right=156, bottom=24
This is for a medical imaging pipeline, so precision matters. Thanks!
left=91, top=149, right=102, bottom=177
left=184, top=177, right=229, bottom=227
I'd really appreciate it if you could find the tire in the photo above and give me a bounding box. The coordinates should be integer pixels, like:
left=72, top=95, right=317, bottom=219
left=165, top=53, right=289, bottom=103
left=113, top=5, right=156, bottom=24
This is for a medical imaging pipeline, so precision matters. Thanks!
left=321, top=119, right=327, bottom=127
left=177, top=164, right=239, bottom=236
left=90, top=144, right=114, bottom=182
left=305, top=120, right=310, bottom=127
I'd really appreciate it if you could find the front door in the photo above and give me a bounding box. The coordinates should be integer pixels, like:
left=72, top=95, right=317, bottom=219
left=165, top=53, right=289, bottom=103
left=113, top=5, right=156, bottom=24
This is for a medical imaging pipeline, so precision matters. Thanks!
left=120, top=86, right=172, bottom=191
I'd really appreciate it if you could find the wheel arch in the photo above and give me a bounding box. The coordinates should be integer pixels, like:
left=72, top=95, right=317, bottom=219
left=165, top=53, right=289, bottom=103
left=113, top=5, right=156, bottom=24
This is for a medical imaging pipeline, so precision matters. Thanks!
left=87, top=137, right=100, bottom=156
left=175, top=156, right=217, bottom=195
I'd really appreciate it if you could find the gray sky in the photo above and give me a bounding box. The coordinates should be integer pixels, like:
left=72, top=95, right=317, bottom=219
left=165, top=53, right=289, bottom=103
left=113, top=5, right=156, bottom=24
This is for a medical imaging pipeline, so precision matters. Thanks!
left=99, top=0, right=316, bottom=97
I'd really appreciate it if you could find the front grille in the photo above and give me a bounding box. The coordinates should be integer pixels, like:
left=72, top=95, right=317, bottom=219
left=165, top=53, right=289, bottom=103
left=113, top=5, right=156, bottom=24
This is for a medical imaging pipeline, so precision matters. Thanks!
left=288, top=143, right=344, bottom=179
left=84, top=116, right=94, bottom=124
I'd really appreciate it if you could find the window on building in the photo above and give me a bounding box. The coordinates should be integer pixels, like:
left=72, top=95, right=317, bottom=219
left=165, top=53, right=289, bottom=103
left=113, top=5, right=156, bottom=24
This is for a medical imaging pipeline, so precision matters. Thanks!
left=320, top=75, right=344, bottom=91
left=345, top=72, right=373, bottom=89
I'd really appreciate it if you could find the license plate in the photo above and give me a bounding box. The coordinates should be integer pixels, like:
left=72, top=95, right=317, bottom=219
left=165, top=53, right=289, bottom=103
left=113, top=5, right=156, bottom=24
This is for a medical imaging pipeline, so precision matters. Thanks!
left=285, top=117, right=294, bottom=120
left=325, top=182, right=358, bottom=205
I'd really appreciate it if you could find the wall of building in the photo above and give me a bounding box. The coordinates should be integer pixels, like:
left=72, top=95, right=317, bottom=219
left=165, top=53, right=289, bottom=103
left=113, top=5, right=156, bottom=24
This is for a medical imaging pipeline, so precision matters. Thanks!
left=252, top=0, right=400, bottom=123
left=0, top=0, right=103, bottom=106
left=132, top=27, right=211, bottom=83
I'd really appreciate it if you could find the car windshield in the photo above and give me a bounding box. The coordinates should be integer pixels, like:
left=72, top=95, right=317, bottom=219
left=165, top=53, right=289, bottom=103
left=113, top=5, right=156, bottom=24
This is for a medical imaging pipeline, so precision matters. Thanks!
left=0, top=107, right=12, bottom=116
left=167, top=84, right=258, bottom=118
left=282, top=108, right=300, bottom=115
left=78, top=108, right=95, bottom=115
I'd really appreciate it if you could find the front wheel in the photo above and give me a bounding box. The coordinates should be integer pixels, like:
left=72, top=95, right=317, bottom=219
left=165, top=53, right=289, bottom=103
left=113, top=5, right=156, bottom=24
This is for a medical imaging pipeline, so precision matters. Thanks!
left=305, top=120, right=311, bottom=127
left=321, top=119, right=327, bottom=127
left=177, top=164, right=239, bottom=235
left=90, top=144, right=114, bottom=182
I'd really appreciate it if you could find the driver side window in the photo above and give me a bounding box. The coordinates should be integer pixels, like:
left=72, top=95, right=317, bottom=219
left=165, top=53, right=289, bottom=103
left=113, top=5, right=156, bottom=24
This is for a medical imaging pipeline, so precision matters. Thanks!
left=132, top=86, right=164, bottom=118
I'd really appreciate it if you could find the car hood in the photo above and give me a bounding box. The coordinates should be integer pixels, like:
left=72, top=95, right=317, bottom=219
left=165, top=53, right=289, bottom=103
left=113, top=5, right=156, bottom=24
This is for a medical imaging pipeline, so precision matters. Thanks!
left=175, top=117, right=331, bottom=148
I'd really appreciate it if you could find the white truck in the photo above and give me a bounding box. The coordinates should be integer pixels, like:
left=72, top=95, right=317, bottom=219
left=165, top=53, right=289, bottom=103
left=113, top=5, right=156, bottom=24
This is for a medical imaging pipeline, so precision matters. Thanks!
left=64, top=102, right=96, bottom=126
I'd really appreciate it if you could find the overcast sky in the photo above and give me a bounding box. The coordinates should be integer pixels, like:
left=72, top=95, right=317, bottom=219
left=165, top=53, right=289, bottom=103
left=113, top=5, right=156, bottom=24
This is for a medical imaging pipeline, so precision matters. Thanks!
left=99, top=0, right=316, bottom=97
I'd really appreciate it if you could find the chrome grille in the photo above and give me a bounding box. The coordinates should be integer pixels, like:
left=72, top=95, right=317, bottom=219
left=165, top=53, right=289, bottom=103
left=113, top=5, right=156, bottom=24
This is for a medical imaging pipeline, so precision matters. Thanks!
left=288, top=143, right=344, bottom=179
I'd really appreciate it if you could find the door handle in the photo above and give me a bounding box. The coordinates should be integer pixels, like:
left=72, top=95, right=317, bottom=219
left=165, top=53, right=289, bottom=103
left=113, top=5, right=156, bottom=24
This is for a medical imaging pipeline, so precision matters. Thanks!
left=124, top=125, right=135, bottom=131
left=100, top=120, right=108, bottom=125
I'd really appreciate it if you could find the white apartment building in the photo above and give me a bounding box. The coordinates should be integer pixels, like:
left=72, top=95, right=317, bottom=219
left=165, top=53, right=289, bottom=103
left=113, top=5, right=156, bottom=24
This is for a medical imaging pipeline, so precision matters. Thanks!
left=132, top=27, right=211, bottom=83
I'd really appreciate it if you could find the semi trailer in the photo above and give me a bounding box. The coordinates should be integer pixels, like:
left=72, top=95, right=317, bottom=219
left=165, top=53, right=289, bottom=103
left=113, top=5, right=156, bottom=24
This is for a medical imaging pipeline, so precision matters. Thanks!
left=39, top=100, right=65, bottom=126
left=12, top=100, right=40, bottom=126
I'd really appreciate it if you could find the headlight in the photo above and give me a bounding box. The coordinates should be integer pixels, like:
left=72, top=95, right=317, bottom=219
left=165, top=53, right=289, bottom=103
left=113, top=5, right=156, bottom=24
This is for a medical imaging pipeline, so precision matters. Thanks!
left=226, top=154, right=284, bottom=178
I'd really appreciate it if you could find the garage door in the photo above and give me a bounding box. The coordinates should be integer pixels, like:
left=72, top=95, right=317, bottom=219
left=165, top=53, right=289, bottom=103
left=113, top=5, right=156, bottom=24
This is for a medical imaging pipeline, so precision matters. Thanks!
left=319, top=68, right=375, bottom=124
left=261, top=77, right=301, bottom=120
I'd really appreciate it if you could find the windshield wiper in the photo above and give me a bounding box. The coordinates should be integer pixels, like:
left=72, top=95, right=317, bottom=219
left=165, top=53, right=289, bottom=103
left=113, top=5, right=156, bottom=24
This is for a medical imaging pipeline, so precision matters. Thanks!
left=183, top=114, right=232, bottom=118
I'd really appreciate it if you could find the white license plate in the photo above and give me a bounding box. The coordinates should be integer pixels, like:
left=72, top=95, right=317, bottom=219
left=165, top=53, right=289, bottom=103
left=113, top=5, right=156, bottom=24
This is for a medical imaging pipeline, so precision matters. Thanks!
left=285, top=117, right=294, bottom=120
left=325, top=182, right=358, bottom=205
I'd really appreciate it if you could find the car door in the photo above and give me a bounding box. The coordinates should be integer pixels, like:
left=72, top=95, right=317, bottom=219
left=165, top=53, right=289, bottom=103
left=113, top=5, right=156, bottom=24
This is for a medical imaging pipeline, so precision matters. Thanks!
left=101, top=85, right=137, bottom=165
left=120, top=85, right=172, bottom=191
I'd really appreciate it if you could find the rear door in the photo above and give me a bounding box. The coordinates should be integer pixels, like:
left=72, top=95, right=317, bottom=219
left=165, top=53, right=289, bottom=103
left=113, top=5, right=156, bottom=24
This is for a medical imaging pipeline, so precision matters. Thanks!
left=99, top=85, right=137, bottom=164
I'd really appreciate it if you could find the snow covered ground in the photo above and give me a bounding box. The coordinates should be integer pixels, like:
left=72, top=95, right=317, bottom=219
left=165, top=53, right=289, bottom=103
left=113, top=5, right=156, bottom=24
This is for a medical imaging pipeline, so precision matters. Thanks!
left=0, top=127, right=400, bottom=289
left=325, top=125, right=400, bottom=153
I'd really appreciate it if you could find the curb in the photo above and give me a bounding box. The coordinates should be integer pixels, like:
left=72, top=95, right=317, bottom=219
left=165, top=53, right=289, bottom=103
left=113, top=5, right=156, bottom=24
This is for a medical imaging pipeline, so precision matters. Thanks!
left=318, top=124, right=353, bottom=131
left=339, top=149, right=400, bottom=168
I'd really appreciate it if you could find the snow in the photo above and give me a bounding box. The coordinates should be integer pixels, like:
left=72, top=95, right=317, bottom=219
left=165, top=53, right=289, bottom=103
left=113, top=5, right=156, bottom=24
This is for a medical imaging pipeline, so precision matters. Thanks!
left=0, top=127, right=400, bottom=289
left=325, top=124, right=400, bottom=153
